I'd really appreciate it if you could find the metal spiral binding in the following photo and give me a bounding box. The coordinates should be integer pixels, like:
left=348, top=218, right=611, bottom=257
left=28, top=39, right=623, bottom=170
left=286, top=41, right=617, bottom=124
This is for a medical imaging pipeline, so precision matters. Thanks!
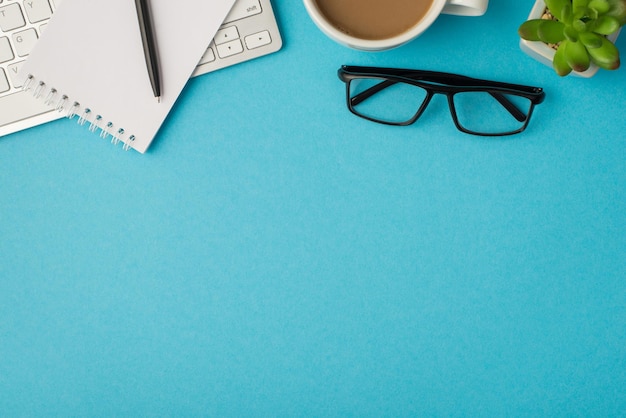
left=44, top=88, right=57, bottom=106
left=55, top=95, right=68, bottom=112
left=33, top=81, right=45, bottom=99
left=67, top=102, right=80, bottom=119
left=100, top=121, right=112, bottom=139
left=22, top=73, right=136, bottom=151
left=78, top=108, right=91, bottom=126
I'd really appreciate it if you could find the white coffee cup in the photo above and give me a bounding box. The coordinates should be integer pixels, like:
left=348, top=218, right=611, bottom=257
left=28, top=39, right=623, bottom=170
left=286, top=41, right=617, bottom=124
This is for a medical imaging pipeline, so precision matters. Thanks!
left=303, top=0, right=489, bottom=51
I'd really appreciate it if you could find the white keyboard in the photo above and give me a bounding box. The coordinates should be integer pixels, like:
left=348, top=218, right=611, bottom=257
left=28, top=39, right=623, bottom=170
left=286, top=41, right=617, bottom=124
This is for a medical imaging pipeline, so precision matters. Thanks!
left=0, top=0, right=282, bottom=137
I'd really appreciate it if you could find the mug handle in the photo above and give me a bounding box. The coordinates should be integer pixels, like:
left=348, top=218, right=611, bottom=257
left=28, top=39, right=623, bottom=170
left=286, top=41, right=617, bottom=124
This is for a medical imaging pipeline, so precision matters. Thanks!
left=442, top=0, right=489, bottom=16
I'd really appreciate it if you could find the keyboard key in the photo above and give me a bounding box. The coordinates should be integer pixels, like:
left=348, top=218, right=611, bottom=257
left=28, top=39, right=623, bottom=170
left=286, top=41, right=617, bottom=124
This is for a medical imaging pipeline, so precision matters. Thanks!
left=198, top=47, right=215, bottom=65
left=23, top=0, right=52, bottom=23
left=0, top=35, right=14, bottom=63
left=214, top=26, right=239, bottom=45
left=0, top=68, right=10, bottom=93
left=12, top=28, right=38, bottom=56
left=216, top=39, right=243, bottom=58
left=7, top=60, right=24, bottom=87
left=245, top=30, right=271, bottom=50
left=223, top=0, right=261, bottom=24
left=0, top=3, right=26, bottom=32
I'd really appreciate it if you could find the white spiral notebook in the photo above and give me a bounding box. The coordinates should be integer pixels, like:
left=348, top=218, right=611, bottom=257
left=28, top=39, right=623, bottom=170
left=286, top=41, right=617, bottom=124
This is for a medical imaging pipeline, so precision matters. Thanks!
left=19, top=0, right=237, bottom=153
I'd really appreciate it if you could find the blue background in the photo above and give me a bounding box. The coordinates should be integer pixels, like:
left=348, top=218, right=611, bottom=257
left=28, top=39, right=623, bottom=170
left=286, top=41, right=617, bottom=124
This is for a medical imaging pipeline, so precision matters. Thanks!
left=1, top=1, right=625, bottom=416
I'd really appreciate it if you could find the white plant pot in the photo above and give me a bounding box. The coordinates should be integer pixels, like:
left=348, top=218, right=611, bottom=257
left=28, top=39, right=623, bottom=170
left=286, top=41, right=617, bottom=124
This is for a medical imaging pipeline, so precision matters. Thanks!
left=519, top=0, right=621, bottom=77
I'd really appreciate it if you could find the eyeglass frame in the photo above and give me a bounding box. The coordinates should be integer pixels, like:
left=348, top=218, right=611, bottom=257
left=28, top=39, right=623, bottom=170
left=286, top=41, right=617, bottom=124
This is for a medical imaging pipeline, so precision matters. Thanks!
left=337, top=65, right=546, bottom=136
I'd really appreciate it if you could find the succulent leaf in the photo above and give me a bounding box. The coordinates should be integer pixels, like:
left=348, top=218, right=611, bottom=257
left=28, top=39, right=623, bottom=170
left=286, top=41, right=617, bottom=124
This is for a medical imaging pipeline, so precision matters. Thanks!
left=564, top=38, right=592, bottom=70
left=579, top=31, right=604, bottom=47
left=538, top=20, right=567, bottom=42
left=588, top=36, right=621, bottom=68
left=564, top=25, right=580, bottom=40
left=587, top=7, right=600, bottom=19
left=572, top=19, right=588, bottom=31
left=573, top=0, right=590, bottom=8
left=605, top=0, right=626, bottom=25
left=589, top=0, right=611, bottom=13
left=553, top=42, right=574, bottom=75
left=572, top=6, right=587, bottom=19
left=562, top=3, right=575, bottom=22
left=518, top=19, right=544, bottom=41
left=592, top=15, right=621, bottom=33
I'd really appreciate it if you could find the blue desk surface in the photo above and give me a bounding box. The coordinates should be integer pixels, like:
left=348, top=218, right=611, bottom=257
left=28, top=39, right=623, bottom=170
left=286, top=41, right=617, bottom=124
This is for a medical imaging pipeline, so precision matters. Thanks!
left=1, top=1, right=625, bottom=415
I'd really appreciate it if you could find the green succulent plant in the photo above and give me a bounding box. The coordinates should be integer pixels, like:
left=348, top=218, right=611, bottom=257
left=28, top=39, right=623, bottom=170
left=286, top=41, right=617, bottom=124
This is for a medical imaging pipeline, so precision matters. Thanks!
left=518, top=0, right=626, bottom=75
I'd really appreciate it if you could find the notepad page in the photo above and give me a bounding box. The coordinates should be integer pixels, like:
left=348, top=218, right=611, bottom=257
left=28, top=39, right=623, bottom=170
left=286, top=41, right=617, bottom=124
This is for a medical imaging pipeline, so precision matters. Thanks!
left=19, top=0, right=237, bottom=153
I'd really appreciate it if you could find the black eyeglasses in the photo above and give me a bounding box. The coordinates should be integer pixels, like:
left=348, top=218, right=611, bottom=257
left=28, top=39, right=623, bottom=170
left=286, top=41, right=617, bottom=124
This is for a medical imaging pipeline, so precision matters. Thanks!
left=338, top=65, right=546, bottom=136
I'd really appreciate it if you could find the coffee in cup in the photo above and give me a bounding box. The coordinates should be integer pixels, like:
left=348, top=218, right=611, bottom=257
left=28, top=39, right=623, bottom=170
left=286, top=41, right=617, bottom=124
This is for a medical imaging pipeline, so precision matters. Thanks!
left=303, top=0, right=489, bottom=51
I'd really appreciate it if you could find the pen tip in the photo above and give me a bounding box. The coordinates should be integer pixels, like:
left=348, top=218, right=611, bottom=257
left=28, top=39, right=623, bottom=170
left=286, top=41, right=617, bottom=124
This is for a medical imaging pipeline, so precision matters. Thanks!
left=157, top=96, right=161, bottom=103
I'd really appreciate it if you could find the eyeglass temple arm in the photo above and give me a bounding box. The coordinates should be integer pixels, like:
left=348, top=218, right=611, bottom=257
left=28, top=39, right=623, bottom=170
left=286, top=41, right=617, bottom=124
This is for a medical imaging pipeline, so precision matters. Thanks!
left=350, top=80, right=394, bottom=107
left=490, top=92, right=528, bottom=122
left=350, top=79, right=528, bottom=123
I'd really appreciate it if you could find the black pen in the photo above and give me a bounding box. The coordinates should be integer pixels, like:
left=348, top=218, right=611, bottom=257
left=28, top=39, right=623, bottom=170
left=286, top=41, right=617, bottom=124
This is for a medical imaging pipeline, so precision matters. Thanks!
left=135, top=0, right=161, bottom=101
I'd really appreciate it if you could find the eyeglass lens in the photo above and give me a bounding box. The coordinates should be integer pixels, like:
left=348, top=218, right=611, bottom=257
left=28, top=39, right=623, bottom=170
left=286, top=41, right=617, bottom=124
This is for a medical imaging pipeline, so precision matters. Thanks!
left=348, top=77, right=534, bottom=135
left=349, top=78, right=427, bottom=124
left=452, top=91, right=532, bottom=135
